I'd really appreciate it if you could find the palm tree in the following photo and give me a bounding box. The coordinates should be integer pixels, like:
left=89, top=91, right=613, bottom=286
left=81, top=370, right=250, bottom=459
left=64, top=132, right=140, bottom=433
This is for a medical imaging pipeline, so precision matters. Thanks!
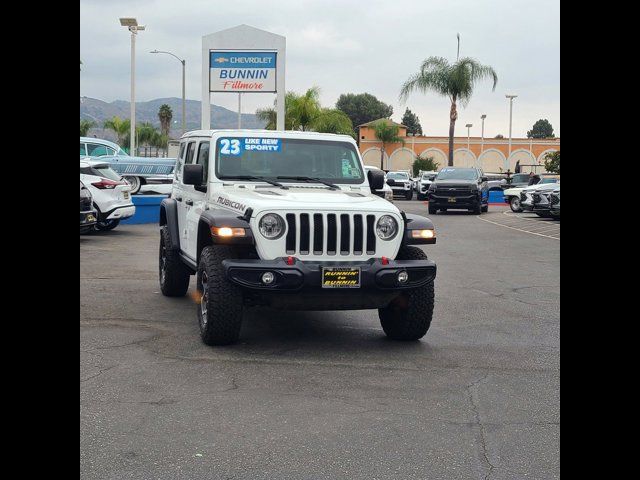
left=372, top=120, right=404, bottom=170
left=158, top=104, right=173, bottom=136
left=136, top=122, right=158, bottom=156
left=103, top=116, right=131, bottom=147
left=400, top=57, right=497, bottom=166
left=80, top=119, right=95, bottom=136
left=256, top=88, right=352, bottom=135
left=289, top=86, right=321, bottom=131
left=312, top=108, right=353, bottom=135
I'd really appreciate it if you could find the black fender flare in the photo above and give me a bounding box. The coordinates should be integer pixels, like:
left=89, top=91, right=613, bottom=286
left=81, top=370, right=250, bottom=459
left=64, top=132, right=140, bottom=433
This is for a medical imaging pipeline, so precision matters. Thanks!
left=196, top=209, right=255, bottom=264
left=159, top=198, right=180, bottom=250
left=401, top=212, right=436, bottom=245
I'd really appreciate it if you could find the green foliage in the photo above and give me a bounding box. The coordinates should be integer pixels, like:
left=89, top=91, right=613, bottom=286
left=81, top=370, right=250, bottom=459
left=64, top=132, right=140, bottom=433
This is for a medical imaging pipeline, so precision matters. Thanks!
left=401, top=108, right=423, bottom=135
left=80, top=119, right=95, bottom=136
left=103, top=116, right=131, bottom=147
left=335, top=93, right=393, bottom=131
left=412, top=155, right=439, bottom=176
left=544, top=150, right=560, bottom=174
left=527, top=119, right=554, bottom=138
left=400, top=55, right=498, bottom=166
left=158, top=104, right=173, bottom=136
left=256, top=87, right=353, bottom=135
left=400, top=56, right=498, bottom=107
left=495, top=134, right=504, bottom=138
left=372, top=120, right=404, bottom=169
left=312, top=109, right=354, bottom=135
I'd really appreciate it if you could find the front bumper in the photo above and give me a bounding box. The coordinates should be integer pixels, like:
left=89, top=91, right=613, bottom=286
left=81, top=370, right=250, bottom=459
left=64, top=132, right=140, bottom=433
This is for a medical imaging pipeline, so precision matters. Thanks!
left=222, top=257, right=436, bottom=310
left=427, top=193, right=480, bottom=208
left=223, top=257, right=436, bottom=291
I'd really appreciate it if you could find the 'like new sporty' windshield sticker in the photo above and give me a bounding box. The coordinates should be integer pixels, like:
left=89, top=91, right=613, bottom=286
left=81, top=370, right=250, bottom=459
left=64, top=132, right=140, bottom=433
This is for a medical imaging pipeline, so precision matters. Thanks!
left=219, top=138, right=281, bottom=155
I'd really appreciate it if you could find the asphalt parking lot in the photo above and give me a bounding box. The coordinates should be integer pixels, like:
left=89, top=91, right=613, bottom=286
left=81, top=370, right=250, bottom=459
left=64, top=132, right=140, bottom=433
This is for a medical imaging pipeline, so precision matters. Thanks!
left=80, top=201, right=559, bottom=480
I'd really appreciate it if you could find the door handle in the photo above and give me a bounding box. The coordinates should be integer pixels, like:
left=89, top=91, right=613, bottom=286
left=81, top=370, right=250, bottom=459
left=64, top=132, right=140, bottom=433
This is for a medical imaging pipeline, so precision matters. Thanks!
left=175, top=196, right=183, bottom=202
left=185, top=199, right=193, bottom=206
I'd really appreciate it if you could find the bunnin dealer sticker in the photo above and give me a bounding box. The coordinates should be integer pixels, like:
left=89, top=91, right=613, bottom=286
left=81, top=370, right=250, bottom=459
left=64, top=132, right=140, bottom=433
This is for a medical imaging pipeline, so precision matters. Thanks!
left=219, top=138, right=281, bottom=155
left=210, top=51, right=277, bottom=93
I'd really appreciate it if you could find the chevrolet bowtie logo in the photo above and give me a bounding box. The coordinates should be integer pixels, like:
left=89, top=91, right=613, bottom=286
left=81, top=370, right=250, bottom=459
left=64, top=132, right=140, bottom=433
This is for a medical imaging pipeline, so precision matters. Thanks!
left=214, top=57, right=228, bottom=63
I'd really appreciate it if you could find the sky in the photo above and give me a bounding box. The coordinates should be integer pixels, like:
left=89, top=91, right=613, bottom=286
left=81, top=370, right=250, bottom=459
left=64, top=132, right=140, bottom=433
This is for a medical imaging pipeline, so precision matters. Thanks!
left=80, top=0, right=560, bottom=138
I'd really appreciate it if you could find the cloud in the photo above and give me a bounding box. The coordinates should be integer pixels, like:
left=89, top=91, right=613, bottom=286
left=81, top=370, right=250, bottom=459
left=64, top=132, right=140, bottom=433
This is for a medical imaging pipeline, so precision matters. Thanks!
left=80, top=0, right=559, bottom=137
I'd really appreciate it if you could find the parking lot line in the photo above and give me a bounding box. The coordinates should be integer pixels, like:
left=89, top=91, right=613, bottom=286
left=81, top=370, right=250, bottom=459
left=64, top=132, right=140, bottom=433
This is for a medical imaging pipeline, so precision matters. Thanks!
left=476, top=215, right=560, bottom=240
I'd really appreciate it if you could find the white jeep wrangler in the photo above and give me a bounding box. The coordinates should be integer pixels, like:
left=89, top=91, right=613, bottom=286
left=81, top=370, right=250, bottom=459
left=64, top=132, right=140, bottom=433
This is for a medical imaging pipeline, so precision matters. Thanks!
left=159, top=130, right=437, bottom=345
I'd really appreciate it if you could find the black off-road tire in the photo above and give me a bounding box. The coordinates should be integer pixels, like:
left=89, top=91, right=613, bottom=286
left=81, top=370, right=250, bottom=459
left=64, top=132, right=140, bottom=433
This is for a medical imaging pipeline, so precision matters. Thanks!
left=428, top=204, right=437, bottom=215
left=417, top=193, right=425, bottom=201
left=159, top=226, right=191, bottom=297
left=472, top=202, right=482, bottom=215
left=405, top=190, right=413, bottom=200
left=197, top=245, right=243, bottom=346
left=378, top=246, right=434, bottom=341
left=95, top=219, right=120, bottom=231
left=481, top=204, right=489, bottom=213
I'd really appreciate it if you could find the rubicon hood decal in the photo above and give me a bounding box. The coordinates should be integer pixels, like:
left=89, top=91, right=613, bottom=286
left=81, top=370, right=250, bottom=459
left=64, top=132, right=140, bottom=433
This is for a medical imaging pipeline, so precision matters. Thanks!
left=216, top=196, right=247, bottom=214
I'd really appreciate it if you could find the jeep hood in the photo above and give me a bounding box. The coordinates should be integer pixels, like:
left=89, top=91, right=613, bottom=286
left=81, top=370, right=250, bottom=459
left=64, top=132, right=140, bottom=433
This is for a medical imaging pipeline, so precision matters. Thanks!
left=212, top=185, right=397, bottom=216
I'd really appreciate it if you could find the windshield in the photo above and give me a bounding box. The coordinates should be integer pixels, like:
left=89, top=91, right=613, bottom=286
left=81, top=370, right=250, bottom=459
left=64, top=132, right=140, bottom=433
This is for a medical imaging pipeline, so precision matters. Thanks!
left=436, top=168, right=478, bottom=181
left=387, top=172, right=409, bottom=180
left=539, top=178, right=558, bottom=184
left=422, top=174, right=436, bottom=181
left=511, top=174, right=530, bottom=183
left=215, top=137, right=364, bottom=184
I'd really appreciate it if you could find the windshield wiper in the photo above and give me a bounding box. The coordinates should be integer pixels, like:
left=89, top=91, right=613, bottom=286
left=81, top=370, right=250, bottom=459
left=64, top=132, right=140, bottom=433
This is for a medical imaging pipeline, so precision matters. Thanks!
left=276, top=176, right=340, bottom=190
left=220, top=175, right=288, bottom=189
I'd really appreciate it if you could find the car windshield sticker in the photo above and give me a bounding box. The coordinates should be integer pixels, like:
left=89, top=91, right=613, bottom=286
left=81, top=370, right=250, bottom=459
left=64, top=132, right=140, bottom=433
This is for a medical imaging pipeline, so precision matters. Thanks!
left=220, top=138, right=281, bottom=156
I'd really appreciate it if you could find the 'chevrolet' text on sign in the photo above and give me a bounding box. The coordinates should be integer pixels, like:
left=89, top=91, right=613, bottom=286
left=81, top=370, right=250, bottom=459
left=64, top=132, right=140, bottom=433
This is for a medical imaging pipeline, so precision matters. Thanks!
left=209, top=51, right=277, bottom=93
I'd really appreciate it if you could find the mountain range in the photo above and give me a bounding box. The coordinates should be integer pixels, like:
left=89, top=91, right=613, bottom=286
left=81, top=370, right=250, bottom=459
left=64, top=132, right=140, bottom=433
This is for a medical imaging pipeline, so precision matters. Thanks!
left=80, top=96, right=266, bottom=140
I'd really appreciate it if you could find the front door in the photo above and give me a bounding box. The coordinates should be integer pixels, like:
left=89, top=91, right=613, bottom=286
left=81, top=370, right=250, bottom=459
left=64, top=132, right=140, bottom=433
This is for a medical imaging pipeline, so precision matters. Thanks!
left=185, top=140, right=210, bottom=260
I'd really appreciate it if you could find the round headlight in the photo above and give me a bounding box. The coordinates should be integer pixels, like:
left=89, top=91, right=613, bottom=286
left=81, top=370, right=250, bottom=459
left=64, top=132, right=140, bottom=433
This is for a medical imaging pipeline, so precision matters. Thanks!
left=376, top=215, right=398, bottom=240
left=258, top=213, right=285, bottom=239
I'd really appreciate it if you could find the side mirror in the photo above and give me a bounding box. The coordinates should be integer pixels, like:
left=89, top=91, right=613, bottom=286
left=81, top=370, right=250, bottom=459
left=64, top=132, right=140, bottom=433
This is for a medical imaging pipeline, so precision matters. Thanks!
left=183, top=164, right=204, bottom=186
left=480, top=176, right=488, bottom=182
left=368, top=169, right=385, bottom=190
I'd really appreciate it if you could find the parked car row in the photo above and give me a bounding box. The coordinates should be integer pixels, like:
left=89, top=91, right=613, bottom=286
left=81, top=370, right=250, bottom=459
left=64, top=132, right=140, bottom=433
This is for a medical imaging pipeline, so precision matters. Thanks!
left=502, top=176, right=560, bottom=213
left=80, top=159, right=136, bottom=232
left=80, top=137, right=176, bottom=194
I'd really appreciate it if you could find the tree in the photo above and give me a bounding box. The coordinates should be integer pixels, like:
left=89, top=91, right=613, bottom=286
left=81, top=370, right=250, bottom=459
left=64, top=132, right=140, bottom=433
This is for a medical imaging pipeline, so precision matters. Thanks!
left=412, top=155, right=439, bottom=176
left=312, top=108, right=354, bottom=135
left=544, top=150, right=560, bottom=174
left=103, top=116, right=131, bottom=147
left=80, top=119, right=95, bottom=136
left=335, top=93, right=393, bottom=133
left=158, top=104, right=173, bottom=136
left=400, top=56, right=498, bottom=166
left=527, top=119, right=554, bottom=139
left=401, top=108, right=423, bottom=135
left=256, top=88, right=353, bottom=135
left=372, top=120, right=404, bottom=170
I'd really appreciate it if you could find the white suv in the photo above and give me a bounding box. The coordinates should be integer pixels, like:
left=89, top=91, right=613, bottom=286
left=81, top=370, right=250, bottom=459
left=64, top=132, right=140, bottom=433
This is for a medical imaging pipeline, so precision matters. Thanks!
left=159, top=130, right=437, bottom=345
left=80, top=159, right=135, bottom=231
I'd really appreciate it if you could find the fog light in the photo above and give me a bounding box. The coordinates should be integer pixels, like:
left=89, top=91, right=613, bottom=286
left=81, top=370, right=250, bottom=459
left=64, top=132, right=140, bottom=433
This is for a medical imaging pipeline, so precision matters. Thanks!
left=397, top=271, right=409, bottom=284
left=261, top=272, right=275, bottom=285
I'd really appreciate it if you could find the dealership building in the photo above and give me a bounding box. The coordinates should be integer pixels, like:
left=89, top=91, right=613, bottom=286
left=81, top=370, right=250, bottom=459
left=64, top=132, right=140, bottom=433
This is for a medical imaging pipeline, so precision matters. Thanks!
left=358, top=119, right=560, bottom=173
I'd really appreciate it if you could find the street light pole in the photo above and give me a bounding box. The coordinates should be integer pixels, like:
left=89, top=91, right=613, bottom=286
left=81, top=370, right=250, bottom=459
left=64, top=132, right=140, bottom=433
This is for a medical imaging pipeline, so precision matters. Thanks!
left=150, top=49, right=186, bottom=134
left=480, top=114, right=486, bottom=153
left=506, top=94, right=518, bottom=171
left=120, top=18, right=145, bottom=156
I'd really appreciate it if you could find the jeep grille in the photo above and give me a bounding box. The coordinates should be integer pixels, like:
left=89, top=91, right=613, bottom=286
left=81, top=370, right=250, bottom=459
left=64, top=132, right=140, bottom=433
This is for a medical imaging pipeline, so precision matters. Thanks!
left=285, top=213, right=376, bottom=256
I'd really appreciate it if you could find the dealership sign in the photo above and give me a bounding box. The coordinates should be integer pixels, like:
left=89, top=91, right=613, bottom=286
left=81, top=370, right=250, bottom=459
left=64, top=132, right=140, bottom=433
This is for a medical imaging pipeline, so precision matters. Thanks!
left=209, top=51, right=277, bottom=93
